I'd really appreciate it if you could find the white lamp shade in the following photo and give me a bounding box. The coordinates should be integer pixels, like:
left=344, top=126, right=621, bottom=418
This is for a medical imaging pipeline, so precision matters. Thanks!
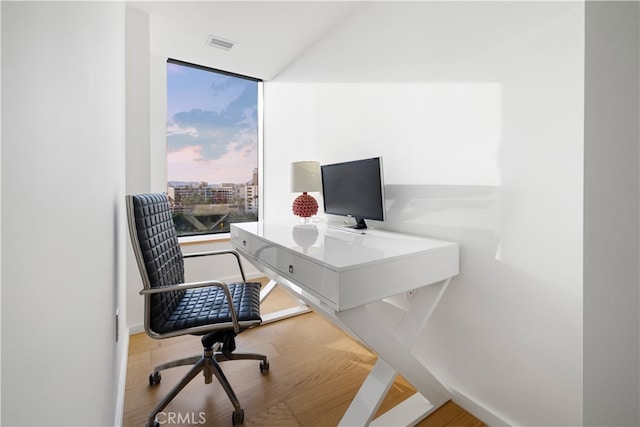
left=290, top=161, right=321, bottom=193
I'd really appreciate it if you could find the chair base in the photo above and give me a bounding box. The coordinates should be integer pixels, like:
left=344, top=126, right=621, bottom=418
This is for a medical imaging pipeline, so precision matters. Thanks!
left=146, top=345, right=268, bottom=427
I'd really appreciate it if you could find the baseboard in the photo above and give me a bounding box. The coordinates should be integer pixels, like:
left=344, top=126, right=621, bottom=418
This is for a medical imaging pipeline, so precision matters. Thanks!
left=114, top=326, right=130, bottom=426
left=450, top=387, right=514, bottom=426
left=129, top=323, right=145, bottom=335
left=245, top=271, right=268, bottom=281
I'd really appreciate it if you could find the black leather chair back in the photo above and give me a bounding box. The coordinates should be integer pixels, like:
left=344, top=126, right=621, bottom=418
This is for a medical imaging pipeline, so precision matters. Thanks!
left=127, top=193, right=186, bottom=333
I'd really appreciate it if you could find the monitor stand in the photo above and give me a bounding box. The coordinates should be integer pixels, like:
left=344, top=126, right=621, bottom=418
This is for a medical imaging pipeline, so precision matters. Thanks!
left=350, top=217, right=368, bottom=230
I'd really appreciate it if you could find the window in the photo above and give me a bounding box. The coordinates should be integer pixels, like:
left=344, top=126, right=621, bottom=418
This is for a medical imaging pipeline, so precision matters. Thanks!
left=166, top=59, right=261, bottom=237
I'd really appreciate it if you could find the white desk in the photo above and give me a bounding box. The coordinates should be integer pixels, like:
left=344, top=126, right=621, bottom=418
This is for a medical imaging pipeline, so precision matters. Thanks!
left=231, top=221, right=459, bottom=426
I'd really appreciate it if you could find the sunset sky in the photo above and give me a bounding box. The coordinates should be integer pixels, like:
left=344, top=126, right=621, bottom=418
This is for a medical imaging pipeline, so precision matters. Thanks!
left=166, top=62, right=258, bottom=185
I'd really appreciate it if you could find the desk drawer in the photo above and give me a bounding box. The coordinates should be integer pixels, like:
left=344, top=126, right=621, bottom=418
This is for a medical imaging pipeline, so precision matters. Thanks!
left=232, top=232, right=259, bottom=255
left=232, top=225, right=338, bottom=306
left=232, top=232, right=278, bottom=268
left=279, top=253, right=338, bottom=304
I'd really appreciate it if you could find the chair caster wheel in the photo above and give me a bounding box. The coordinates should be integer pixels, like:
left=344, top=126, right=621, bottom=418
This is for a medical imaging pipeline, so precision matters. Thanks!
left=145, top=421, right=160, bottom=427
left=260, top=360, right=269, bottom=373
left=149, top=372, right=161, bottom=386
left=232, top=409, right=244, bottom=425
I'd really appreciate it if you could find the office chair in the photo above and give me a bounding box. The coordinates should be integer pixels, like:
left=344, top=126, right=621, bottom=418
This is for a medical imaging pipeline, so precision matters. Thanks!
left=126, top=193, right=268, bottom=427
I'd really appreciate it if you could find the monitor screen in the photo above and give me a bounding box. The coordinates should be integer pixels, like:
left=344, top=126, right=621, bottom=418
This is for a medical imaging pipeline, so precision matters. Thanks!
left=321, top=157, right=385, bottom=230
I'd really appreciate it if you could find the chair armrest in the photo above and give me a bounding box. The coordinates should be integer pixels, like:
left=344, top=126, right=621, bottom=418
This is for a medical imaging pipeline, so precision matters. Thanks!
left=139, top=279, right=226, bottom=294
left=140, top=280, right=240, bottom=332
left=182, top=249, right=247, bottom=282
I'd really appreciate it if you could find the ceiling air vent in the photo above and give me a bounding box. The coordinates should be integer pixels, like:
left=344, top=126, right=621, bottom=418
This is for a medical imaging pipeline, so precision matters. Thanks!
left=206, top=35, right=235, bottom=51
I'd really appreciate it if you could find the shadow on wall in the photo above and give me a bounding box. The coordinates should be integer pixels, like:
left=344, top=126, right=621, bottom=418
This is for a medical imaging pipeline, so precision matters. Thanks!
left=382, top=184, right=500, bottom=254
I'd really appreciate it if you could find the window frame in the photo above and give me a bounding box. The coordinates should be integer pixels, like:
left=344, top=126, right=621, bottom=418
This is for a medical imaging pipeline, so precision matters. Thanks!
left=166, top=58, right=263, bottom=242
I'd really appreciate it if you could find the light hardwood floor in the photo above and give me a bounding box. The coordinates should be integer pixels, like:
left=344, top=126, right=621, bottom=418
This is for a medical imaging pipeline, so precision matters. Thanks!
left=123, top=279, right=485, bottom=427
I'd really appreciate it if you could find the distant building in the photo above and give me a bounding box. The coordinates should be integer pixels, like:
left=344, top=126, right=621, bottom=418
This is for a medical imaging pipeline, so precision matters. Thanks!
left=246, top=185, right=258, bottom=213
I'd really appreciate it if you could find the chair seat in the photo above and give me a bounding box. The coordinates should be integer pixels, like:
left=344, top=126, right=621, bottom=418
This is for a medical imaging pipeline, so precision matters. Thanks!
left=154, top=282, right=262, bottom=334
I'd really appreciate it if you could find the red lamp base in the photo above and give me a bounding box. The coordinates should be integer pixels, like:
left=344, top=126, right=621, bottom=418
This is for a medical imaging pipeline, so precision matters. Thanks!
left=292, top=192, right=318, bottom=218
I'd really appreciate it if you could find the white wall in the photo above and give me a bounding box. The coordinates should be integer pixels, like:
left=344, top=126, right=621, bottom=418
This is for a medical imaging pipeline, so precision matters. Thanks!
left=265, top=2, right=584, bottom=425
left=1, top=2, right=126, bottom=426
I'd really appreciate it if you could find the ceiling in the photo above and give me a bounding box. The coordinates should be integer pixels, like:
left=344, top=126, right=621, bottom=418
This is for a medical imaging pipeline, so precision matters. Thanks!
left=127, top=1, right=363, bottom=80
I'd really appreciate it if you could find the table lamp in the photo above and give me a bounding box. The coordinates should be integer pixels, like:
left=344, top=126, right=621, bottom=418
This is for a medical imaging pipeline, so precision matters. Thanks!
left=290, top=161, right=321, bottom=221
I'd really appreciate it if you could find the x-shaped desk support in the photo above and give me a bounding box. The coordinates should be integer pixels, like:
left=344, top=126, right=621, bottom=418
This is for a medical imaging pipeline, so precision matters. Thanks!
left=279, top=276, right=453, bottom=426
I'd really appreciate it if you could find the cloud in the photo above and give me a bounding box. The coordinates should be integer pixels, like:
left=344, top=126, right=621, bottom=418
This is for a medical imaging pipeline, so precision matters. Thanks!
left=167, top=122, right=199, bottom=137
left=167, top=84, right=258, bottom=162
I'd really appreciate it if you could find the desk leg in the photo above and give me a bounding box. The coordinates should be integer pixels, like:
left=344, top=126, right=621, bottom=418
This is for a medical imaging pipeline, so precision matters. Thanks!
left=260, top=279, right=311, bottom=324
left=338, top=358, right=397, bottom=426
left=336, top=280, right=452, bottom=426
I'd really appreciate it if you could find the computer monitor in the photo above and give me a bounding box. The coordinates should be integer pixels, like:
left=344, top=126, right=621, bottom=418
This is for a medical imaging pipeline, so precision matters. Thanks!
left=321, top=157, right=385, bottom=230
